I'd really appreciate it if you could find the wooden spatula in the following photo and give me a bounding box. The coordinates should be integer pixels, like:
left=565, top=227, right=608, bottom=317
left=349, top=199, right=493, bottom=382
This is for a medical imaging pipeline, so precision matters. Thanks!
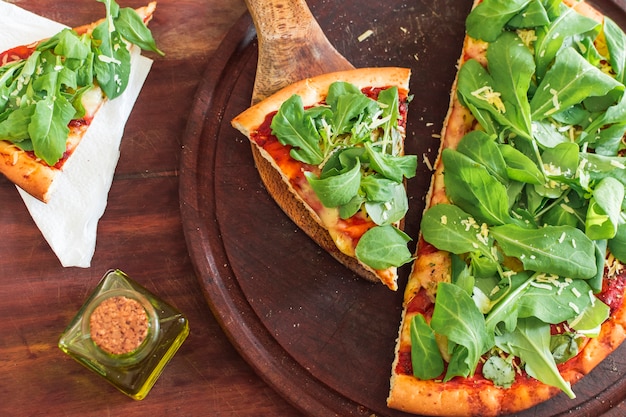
left=245, top=0, right=354, bottom=105
left=244, top=0, right=381, bottom=282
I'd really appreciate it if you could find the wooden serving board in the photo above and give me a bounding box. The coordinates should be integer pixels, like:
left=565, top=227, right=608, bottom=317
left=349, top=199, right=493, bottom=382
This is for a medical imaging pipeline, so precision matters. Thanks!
left=180, top=0, right=626, bottom=415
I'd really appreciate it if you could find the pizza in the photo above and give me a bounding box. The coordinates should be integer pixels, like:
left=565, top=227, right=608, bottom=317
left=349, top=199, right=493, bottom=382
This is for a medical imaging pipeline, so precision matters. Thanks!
left=387, top=0, right=626, bottom=415
left=231, top=67, right=416, bottom=290
left=0, top=0, right=162, bottom=203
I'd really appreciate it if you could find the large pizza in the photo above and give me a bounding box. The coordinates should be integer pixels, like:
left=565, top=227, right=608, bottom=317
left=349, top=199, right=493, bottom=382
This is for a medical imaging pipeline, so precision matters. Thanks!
left=387, top=0, right=626, bottom=415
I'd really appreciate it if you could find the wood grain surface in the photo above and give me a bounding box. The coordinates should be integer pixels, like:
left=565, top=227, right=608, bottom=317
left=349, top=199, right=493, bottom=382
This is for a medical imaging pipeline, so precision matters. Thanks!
left=4, top=0, right=626, bottom=416
left=0, top=0, right=302, bottom=416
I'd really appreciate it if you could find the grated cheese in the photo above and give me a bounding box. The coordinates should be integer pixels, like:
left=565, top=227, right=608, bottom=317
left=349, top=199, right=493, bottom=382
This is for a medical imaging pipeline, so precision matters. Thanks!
left=357, top=29, right=374, bottom=42
left=423, top=153, right=433, bottom=171
left=470, top=86, right=506, bottom=113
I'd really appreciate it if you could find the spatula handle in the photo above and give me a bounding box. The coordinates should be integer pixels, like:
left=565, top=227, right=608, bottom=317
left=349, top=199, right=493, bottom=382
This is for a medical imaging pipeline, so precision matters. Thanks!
left=245, top=0, right=353, bottom=103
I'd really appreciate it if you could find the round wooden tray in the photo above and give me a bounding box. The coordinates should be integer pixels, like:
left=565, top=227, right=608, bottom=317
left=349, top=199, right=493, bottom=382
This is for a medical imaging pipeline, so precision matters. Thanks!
left=179, top=1, right=626, bottom=415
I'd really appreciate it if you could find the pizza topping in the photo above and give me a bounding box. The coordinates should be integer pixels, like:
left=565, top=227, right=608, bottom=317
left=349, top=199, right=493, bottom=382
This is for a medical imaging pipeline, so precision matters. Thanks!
left=407, top=0, right=626, bottom=399
left=0, top=0, right=162, bottom=167
left=259, top=81, right=417, bottom=270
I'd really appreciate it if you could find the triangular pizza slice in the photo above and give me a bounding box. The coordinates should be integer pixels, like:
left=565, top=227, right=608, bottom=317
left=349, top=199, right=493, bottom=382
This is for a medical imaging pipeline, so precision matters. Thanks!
left=0, top=0, right=161, bottom=203
left=232, top=67, right=416, bottom=290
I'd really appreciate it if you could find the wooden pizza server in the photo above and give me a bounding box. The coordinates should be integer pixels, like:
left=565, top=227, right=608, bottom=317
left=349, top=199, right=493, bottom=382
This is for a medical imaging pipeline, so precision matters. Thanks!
left=245, top=0, right=385, bottom=283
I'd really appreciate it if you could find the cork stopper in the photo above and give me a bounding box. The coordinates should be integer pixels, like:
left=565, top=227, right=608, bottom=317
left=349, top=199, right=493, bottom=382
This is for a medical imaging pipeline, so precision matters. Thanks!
left=89, top=295, right=149, bottom=355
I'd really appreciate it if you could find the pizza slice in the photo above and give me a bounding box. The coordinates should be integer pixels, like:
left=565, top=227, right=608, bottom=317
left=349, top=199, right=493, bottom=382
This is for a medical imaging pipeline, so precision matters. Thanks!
left=388, top=0, right=626, bottom=415
left=231, top=67, right=416, bottom=290
left=0, top=0, right=162, bottom=203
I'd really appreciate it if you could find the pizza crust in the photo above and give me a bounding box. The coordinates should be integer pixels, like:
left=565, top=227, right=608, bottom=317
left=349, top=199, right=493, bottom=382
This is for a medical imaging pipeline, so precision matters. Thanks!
left=388, top=0, right=626, bottom=415
left=232, top=67, right=411, bottom=290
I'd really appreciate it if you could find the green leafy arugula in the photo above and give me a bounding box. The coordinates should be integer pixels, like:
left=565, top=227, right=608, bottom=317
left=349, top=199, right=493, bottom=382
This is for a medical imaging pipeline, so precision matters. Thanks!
left=0, top=0, right=163, bottom=166
left=411, top=0, right=626, bottom=398
left=270, top=82, right=416, bottom=269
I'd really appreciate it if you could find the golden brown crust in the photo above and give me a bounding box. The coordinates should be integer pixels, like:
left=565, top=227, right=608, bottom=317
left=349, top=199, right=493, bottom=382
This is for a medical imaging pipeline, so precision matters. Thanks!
left=388, top=0, right=626, bottom=415
left=232, top=67, right=411, bottom=134
left=232, top=67, right=411, bottom=290
left=0, top=3, right=156, bottom=202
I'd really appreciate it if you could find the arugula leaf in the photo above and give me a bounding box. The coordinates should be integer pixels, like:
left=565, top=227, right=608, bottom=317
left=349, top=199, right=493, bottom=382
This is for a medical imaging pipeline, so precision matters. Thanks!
left=490, top=224, right=597, bottom=278
left=517, top=277, right=593, bottom=324
left=116, top=7, right=164, bottom=56
left=442, top=148, right=515, bottom=225
left=496, top=317, right=576, bottom=399
left=421, top=203, right=493, bottom=257
left=305, top=158, right=361, bottom=208
left=602, top=17, right=626, bottom=84
left=531, top=47, right=623, bottom=121
left=488, top=31, right=535, bottom=138
left=365, top=142, right=416, bottom=182
left=465, top=0, right=532, bottom=42
left=498, top=144, right=544, bottom=185
left=362, top=178, right=408, bottom=226
left=410, top=315, right=445, bottom=380
left=430, top=282, right=490, bottom=379
left=533, top=5, right=599, bottom=81
left=456, top=130, right=509, bottom=185
left=29, top=95, right=76, bottom=165
left=507, top=0, right=550, bottom=28
left=585, top=177, right=624, bottom=240
left=271, top=94, right=324, bottom=165
left=609, top=223, right=626, bottom=263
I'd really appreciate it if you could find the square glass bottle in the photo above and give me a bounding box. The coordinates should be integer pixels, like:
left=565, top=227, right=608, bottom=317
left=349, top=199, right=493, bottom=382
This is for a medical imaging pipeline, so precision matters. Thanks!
left=59, top=269, right=189, bottom=400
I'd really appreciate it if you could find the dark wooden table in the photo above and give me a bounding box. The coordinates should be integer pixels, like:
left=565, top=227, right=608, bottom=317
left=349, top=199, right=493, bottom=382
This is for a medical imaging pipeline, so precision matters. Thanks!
left=0, top=0, right=303, bottom=415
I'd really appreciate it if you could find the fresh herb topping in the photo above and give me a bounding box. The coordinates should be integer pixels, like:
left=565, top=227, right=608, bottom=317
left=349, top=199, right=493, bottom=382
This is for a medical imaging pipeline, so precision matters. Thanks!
left=0, top=0, right=163, bottom=166
left=412, top=0, right=626, bottom=396
left=270, top=81, right=416, bottom=270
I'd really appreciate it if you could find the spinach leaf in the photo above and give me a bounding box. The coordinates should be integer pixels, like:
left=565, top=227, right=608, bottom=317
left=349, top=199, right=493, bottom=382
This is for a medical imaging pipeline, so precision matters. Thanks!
left=271, top=94, right=324, bottom=165
left=490, top=224, right=597, bottom=278
left=410, top=315, right=445, bottom=380
left=354, top=225, right=412, bottom=269
left=496, top=317, right=575, bottom=398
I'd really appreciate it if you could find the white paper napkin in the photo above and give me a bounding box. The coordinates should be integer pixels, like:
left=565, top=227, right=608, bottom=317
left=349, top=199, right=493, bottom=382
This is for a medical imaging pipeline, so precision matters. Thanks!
left=0, top=1, right=153, bottom=267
